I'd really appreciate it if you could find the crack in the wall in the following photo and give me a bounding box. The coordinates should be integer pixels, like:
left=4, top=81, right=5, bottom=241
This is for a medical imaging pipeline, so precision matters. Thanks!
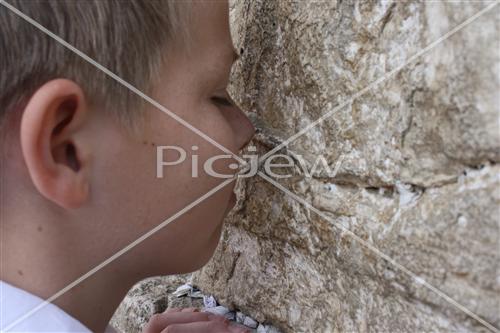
left=379, top=2, right=396, bottom=35
left=250, top=127, right=498, bottom=190
left=226, top=251, right=241, bottom=285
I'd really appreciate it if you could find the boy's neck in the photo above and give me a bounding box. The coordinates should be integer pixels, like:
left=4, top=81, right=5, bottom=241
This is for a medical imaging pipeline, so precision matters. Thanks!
left=2, top=213, right=135, bottom=332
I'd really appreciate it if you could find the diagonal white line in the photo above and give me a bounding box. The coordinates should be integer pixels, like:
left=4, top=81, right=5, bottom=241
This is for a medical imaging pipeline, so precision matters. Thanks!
left=256, top=0, right=499, bottom=165
left=257, top=171, right=500, bottom=333
left=0, top=0, right=246, bottom=167
left=2, top=177, right=236, bottom=331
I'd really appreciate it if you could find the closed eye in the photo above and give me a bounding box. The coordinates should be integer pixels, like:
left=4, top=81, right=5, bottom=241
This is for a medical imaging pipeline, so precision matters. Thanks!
left=211, top=95, right=233, bottom=107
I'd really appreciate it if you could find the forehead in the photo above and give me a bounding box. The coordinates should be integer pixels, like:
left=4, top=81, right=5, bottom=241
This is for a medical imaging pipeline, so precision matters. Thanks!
left=185, top=1, right=236, bottom=66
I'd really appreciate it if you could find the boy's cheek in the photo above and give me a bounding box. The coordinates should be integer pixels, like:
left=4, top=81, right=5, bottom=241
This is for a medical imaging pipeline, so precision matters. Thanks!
left=80, top=149, right=233, bottom=275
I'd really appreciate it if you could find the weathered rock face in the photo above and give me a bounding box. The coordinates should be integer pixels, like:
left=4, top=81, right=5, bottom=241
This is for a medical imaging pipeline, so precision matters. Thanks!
left=191, top=1, right=500, bottom=333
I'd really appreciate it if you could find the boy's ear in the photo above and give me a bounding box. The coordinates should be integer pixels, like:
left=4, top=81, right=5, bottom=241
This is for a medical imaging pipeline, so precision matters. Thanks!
left=20, top=79, right=90, bottom=209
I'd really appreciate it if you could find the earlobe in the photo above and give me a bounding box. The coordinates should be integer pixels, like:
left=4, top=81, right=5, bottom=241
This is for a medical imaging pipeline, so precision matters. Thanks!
left=20, top=79, right=90, bottom=209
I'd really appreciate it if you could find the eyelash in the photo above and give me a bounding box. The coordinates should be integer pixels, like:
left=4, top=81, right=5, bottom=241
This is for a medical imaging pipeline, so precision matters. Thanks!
left=211, top=95, right=233, bottom=107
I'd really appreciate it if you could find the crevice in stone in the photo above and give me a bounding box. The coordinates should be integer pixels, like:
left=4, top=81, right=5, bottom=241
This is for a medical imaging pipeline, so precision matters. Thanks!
left=400, top=114, right=413, bottom=149
left=379, top=2, right=396, bottom=35
left=252, top=130, right=285, bottom=151
left=462, top=159, right=497, bottom=171
left=253, top=133, right=499, bottom=190
left=227, top=252, right=241, bottom=284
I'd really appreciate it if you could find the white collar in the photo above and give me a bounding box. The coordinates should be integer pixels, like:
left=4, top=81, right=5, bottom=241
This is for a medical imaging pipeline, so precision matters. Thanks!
left=0, top=280, right=91, bottom=332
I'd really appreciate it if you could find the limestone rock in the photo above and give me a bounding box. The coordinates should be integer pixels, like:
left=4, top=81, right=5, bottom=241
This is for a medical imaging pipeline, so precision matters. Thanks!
left=192, top=1, right=500, bottom=333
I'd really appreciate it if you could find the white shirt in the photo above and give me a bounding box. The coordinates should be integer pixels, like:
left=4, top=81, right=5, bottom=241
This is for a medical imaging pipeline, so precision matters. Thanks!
left=0, top=280, right=91, bottom=332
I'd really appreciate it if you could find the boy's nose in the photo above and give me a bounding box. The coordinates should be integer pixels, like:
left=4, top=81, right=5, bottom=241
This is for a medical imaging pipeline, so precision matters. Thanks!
left=232, top=107, right=255, bottom=151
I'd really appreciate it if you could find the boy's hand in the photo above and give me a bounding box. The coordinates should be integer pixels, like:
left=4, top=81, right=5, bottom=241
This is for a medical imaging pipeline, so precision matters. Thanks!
left=142, top=308, right=250, bottom=333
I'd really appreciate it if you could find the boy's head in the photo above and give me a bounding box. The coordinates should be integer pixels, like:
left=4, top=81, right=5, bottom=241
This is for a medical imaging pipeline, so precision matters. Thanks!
left=0, top=0, right=188, bottom=126
left=1, top=0, right=254, bottom=295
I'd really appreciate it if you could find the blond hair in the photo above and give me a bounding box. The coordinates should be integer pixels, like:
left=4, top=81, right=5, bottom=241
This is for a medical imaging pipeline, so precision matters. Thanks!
left=0, top=0, right=190, bottom=127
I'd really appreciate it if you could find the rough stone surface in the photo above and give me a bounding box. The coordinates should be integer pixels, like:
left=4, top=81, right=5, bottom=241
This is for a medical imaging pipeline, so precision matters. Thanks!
left=111, top=1, right=499, bottom=333
left=192, top=1, right=500, bottom=333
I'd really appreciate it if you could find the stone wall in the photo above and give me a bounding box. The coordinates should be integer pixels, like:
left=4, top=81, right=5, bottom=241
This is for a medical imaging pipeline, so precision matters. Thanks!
left=192, top=1, right=500, bottom=333
left=112, top=1, right=499, bottom=332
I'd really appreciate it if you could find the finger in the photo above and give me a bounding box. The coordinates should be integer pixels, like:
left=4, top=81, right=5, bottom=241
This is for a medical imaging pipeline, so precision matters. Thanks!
left=144, top=312, right=210, bottom=331
left=180, top=307, right=199, bottom=313
left=160, top=320, right=230, bottom=333
left=165, top=308, right=182, bottom=313
left=206, top=313, right=229, bottom=323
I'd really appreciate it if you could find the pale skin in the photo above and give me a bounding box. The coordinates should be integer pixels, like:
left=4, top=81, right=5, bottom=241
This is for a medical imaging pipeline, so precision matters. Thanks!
left=1, top=1, right=253, bottom=332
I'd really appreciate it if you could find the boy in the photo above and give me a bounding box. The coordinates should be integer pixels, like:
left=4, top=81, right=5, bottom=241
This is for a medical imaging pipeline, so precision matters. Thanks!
left=0, top=0, right=254, bottom=332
